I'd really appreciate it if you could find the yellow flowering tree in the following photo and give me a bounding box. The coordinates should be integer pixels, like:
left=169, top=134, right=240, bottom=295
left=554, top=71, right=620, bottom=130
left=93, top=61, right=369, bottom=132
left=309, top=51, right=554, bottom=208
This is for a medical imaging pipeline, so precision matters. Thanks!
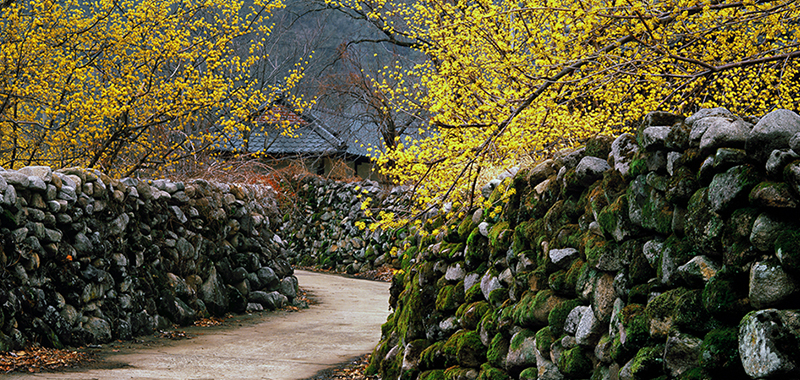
left=326, top=0, right=800, bottom=228
left=0, top=0, right=307, bottom=177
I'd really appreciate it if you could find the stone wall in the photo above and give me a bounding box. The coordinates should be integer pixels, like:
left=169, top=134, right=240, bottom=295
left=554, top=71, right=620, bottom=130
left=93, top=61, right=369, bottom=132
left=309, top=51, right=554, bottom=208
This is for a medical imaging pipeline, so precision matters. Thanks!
left=367, top=108, right=800, bottom=379
left=0, top=167, right=297, bottom=351
left=281, top=175, right=407, bottom=273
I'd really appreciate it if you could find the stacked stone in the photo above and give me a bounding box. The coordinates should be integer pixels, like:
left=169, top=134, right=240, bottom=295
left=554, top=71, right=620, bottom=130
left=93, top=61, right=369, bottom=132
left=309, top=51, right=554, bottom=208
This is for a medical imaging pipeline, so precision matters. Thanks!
left=282, top=175, right=409, bottom=273
left=368, top=108, right=800, bottom=380
left=0, top=167, right=297, bottom=351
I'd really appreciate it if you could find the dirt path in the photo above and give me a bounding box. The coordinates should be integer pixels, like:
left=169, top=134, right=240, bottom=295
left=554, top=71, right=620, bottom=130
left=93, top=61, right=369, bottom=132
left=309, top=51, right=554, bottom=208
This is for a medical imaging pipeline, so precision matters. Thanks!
left=6, top=270, right=391, bottom=380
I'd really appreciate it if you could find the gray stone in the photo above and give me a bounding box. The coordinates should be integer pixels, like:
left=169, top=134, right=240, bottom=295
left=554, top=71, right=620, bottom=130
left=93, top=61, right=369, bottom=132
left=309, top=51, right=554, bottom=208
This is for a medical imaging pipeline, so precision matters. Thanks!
left=28, top=176, right=47, bottom=191
left=248, top=290, right=287, bottom=310
left=464, top=273, right=480, bottom=293
left=575, top=306, right=602, bottom=346
left=83, top=317, right=112, bottom=344
left=664, top=332, right=702, bottom=378
left=610, top=133, right=639, bottom=178
left=749, top=181, right=798, bottom=208
left=791, top=132, right=800, bottom=151
left=714, top=148, right=748, bottom=169
left=506, top=329, right=537, bottom=368
left=108, top=213, right=130, bottom=235
left=257, top=267, right=279, bottom=290
left=707, top=165, right=759, bottom=213
left=564, top=306, right=590, bottom=335
left=200, top=267, right=229, bottom=316
left=642, top=239, right=663, bottom=267
left=18, top=166, right=53, bottom=182
left=747, top=109, right=800, bottom=161
left=480, top=272, right=502, bottom=300
left=642, top=126, right=670, bottom=150
left=549, top=248, right=579, bottom=268
left=739, top=309, right=800, bottom=378
left=677, top=255, right=719, bottom=287
left=575, top=156, right=610, bottom=186
left=528, top=159, right=557, bottom=184
left=170, top=206, right=188, bottom=223
left=279, top=276, right=298, bottom=300
left=750, top=260, right=798, bottom=308
left=158, top=293, right=195, bottom=325
left=766, top=149, right=799, bottom=177
left=666, top=152, right=681, bottom=176
left=478, top=222, right=490, bottom=237
left=445, top=262, right=466, bottom=281
left=685, top=107, right=734, bottom=126
left=0, top=171, right=29, bottom=187
left=699, top=116, right=751, bottom=151
left=750, top=213, right=790, bottom=251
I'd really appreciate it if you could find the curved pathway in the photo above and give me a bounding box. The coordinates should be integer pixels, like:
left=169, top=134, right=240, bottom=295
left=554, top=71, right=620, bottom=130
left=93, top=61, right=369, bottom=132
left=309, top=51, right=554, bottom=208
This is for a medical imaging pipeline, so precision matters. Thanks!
left=7, top=270, right=391, bottom=380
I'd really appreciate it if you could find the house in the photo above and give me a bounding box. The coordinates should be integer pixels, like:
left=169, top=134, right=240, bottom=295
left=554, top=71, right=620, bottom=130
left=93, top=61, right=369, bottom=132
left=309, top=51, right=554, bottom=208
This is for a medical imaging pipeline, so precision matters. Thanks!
left=215, top=98, right=386, bottom=181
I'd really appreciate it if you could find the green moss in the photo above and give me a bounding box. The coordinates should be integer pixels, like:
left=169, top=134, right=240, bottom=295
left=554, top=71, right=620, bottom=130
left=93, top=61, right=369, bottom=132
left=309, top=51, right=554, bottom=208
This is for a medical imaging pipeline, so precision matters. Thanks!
left=699, top=327, right=742, bottom=373
left=420, top=341, right=448, bottom=369
left=629, top=345, right=665, bottom=379
left=458, top=217, right=478, bottom=241
left=558, top=346, right=592, bottom=377
left=420, top=370, right=446, bottom=380
left=775, top=229, right=800, bottom=277
left=701, top=266, right=747, bottom=321
left=435, top=284, right=465, bottom=312
left=513, top=289, right=563, bottom=327
left=488, top=288, right=508, bottom=307
left=628, top=284, right=652, bottom=304
left=535, top=326, right=554, bottom=356
left=466, top=228, right=489, bottom=270
left=489, top=221, right=512, bottom=251
left=444, top=330, right=487, bottom=367
left=461, top=301, right=491, bottom=330
left=480, top=310, right=499, bottom=341
left=564, top=259, right=585, bottom=292
left=612, top=304, right=649, bottom=362
left=677, top=367, right=711, bottom=380
left=518, top=367, right=538, bottom=380
left=583, top=232, right=617, bottom=268
left=629, top=158, right=648, bottom=177
left=646, top=288, right=710, bottom=335
left=544, top=200, right=571, bottom=237
left=381, top=312, right=396, bottom=336
left=487, top=333, right=509, bottom=368
left=465, top=283, right=484, bottom=303
left=477, top=363, right=509, bottom=380
left=396, top=282, right=427, bottom=343
left=548, top=298, right=582, bottom=334
left=548, top=270, right=568, bottom=295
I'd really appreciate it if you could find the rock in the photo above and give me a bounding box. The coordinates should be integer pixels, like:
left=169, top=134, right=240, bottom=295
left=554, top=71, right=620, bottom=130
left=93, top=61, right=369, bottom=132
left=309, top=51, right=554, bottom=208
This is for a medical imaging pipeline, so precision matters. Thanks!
left=663, top=332, right=702, bottom=378
left=750, top=213, right=790, bottom=252
left=445, top=262, right=466, bottom=281
left=749, top=260, right=798, bottom=308
left=739, top=309, right=800, bottom=378
left=83, top=317, right=112, bottom=344
left=564, top=306, right=590, bottom=335
left=677, top=255, right=719, bottom=287
left=641, top=126, right=670, bottom=150
left=766, top=149, right=799, bottom=177
left=279, top=276, right=298, bottom=300
left=714, top=147, right=748, bottom=169
left=610, top=134, right=639, bottom=178
left=257, top=267, right=279, bottom=290
left=527, top=159, right=558, bottom=185
left=480, top=272, right=503, bottom=300
left=747, top=109, right=800, bottom=161
left=200, top=267, right=229, bottom=316
left=749, top=181, right=798, bottom=208
left=707, top=165, right=760, bottom=213
left=248, top=291, right=287, bottom=310
left=549, top=248, right=579, bottom=268
left=575, top=156, right=610, bottom=186
left=686, top=107, right=734, bottom=126
left=158, top=293, right=196, bottom=325
left=506, top=329, right=537, bottom=369
left=575, top=306, right=602, bottom=346
left=698, top=116, right=751, bottom=151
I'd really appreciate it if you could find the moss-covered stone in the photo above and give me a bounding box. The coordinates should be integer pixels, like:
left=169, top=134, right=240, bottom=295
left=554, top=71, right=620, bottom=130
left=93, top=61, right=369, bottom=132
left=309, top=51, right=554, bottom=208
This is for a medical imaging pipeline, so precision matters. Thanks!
left=612, top=304, right=650, bottom=362
left=544, top=200, right=573, bottom=237
left=548, top=298, right=582, bottom=334
left=466, top=228, right=489, bottom=270
left=629, top=345, right=666, bottom=379
left=436, top=284, right=465, bottom=313
left=458, top=216, right=478, bottom=241
left=701, top=266, right=748, bottom=321
left=420, top=342, right=448, bottom=371
left=646, top=288, right=710, bottom=337
left=628, top=283, right=652, bottom=305
left=535, top=326, right=554, bottom=357
left=480, top=310, right=499, bottom=342
left=720, top=208, right=759, bottom=266
left=420, top=369, right=446, bottom=380
left=443, top=330, right=486, bottom=368
left=597, top=194, right=641, bottom=242
left=477, top=363, right=509, bottom=380
left=489, top=221, right=512, bottom=251
left=518, top=367, right=538, bottom=380
left=461, top=301, right=491, bottom=330
left=775, top=229, right=800, bottom=277
left=367, top=339, right=393, bottom=375
left=465, top=283, right=484, bottom=303
left=557, top=346, right=592, bottom=377
left=381, top=312, right=396, bottom=336
left=627, top=174, right=674, bottom=234
left=548, top=269, right=568, bottom=295
left=488, top=333, right=510, bottom=368
left=677, top=367, right=712, bottom=380
left=528, top=264, right=550, bottom=292
left=513, top=289, right=565, bottom=327
left=488, top=288, right=508, bottom=308
left=685, top=188, right=724, bottom=254
left=396, top=281, right=429, bottom=343
left=698, top=327, right=742, bottom=374
left=666, top=166, right=699, bottom=204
